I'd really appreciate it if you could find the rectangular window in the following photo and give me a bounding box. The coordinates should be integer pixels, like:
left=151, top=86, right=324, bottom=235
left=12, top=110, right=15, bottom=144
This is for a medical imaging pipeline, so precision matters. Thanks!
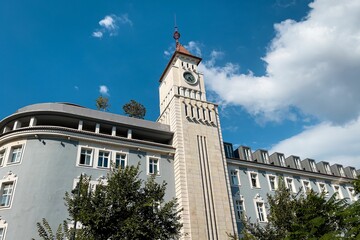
left=352, top=169, right=357, bottom=178
left=224, top=144, right=234, bottom=158
left=235, top=200, right=244, bottom=221
left=244, top=148, right=252, bottom=161
left=0, top=228, right=4, bottom=240
left=310, top=161, right=317, bottom=172
left=278, top=155, right=285, bottom=167
left=324, top=164, right=332, bottom=174
left=230, top=170, right=240, bottom=185
left=268, top=176, right=277, bottom=191
left=115, top=153, right=127, bottom=169
left=285, top=178, right=295, bottom=193
left=9, top=146, right=22, bottom=164
left=261, top=152, right=269, bottom=164
left=333, top=185, right=343, bottom=199
left=98, top=151, right=110, bottom=168
left=208, top=109, right=212, bottom=121
left=318, top=183, right=328, bottom=194
left=0, top=150, right=5, bottom=166
left=346, top=187, right=357, bottom=201
left=149, top=158, right=159, bottom=175
left=250, top=173, right=259, bottom=188
left=294, top=158, right=301, bottom=169
left=302, top=180, right=311, bottom=193
left=338, top=166, right=345, bottom=177
left=256, top=202, right=266, bottom=222
left=0, top=182, right=14, bottom=207
left=79, top=148, right=93, bottom=166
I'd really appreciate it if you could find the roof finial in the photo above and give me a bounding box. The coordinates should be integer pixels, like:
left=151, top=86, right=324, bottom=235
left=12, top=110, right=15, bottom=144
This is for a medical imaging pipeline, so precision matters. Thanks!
left=173, top=14, right=180, bottom=46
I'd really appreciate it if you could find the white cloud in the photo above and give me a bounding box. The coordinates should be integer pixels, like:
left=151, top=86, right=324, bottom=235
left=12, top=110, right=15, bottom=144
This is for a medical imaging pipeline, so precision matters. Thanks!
left=185, top=41, right=202, bottom=56
left=99, top=85, right=109, bottom=95
left=92, top=14, right=132, bottom=38
left=92, top=31, right=103, bottom=38
left=74, top=86, right=79, bottom=90
left=270, top=118, right=360, bottom=168
left=199, top=0, right=360, bottom=124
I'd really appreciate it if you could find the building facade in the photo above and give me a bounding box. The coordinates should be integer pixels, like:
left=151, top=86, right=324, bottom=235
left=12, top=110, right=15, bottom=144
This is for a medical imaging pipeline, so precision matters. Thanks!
left=0, top=35, right=358, bottom=239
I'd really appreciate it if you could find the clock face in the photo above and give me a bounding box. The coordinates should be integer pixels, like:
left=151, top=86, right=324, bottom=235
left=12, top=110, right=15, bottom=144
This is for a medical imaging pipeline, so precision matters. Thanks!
left=183, top=71, right=197, bottom=85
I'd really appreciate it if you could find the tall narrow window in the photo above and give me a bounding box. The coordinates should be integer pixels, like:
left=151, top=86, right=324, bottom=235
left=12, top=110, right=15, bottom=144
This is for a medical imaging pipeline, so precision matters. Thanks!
left=318, top=183, right=327, bottom=194
left=79, top=148, right=93, bottom=166
left=244, top=148, right=252, bottom=161
left=285, top=178, right=295, bottom=192
left=347, top=187, right=357, bottom=201
left=338, top=166, right=345, bottom=177
left=0, top=182, right=14, bottom=207
left=196, top=107, right=200, bottom=119
left=250, top=173, right=259, bottom=188
left=235, top=200, right=244, bottom=221
left=278, top=155, right=285, bottom=167
left=115, top=153, right=127, bottom=169
left=9, top=146, right=22, bottom=164
left=352, top=169, right=357, bottom=178
left=310, top=161, right=317, bottom=172
left=256, top=202, right=266, bottom=222
left=230, top=170, right=240, bottom=185
left=149, top=158, right=159, bottom=175
left=184, top=104, right=188, bottom=116
left=294, top=158, right=301, bottom=169
left=191, top=106, right=194, bottom=118
left=203, top=109, right=207, bottom=120
left=97, top=151, right=110, bottom=168
left=324, top=163, right=332, bottom=174
left=268, top=176, right=277, bottom=191
left=261, top=152, right=269, bottom=164
left=208, top=109, right=212, bottom=121
left=302, top=180, right=311, bottom=193
left=0, top=228, right=4, bottom=240
left=0, top=150, right=5, bottom=166
left=333, top=185, right=343, bottom=199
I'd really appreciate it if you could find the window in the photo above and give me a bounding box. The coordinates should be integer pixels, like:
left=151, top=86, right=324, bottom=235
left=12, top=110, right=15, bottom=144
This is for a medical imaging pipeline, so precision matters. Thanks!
left=333, top=185, right=343, bottom=199
left=0, top=182, right=14, bottom=207
left=148, top=158, right=159, bottom=175
left=324, top=163, right=332, bottom=174
left=268, top=175, right=277, bottom=191
left=244, top=148, right=252, bottom=161
left=261, top=151, right=269, bottom=164
left=115, top=153, right=127, bottom=169
left=0, top=150, right=5, bottom=166
left=256, top=202, right=267, bottom=222
left=310, top=161, right=317, bottom=172
left=224, top=144, right=234, bottom=158
left=294, top=158, right=301, bottom=170
left=234, top=199, right=244, bottom=221
left=302, top=180, right=311, bottom=193
left=8, top=146, right=22, bottom=164
left=98, top=151, right=110, bottom=168
left=285, top=178, right=295, bottom=193
left=338, top=166, right=345, bottom=177
left=230, top=170, right=240, bottom=185
left=318, top=183, right=328, bottom=194
left=79, top=148, right=93, bottom=166
left=250, top=173, right=260, bottom=188
left=352, top=169, right=357, bottom=178
left=278, top=155, right=285, bottom=167
left=0, top=228, right=4, bottom=240
left=347, top=187, right=357, bottom=201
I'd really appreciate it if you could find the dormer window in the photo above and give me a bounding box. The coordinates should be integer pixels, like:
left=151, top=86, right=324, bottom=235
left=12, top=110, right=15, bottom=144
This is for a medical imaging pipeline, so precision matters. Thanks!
left=278, top=155, right=285, bottom=167
left=338, top=166, right=345, bottom=177
left=324, top=163, right=332, bottom=174
left=244, top=148, right=252, bottom=161
left=310, top=161, right=317, bottom=172
left=352, top=169, right=357, bottom=178
left=294, top=158, right=301, bottom=170
left=261, top=151, right=269, bottom=164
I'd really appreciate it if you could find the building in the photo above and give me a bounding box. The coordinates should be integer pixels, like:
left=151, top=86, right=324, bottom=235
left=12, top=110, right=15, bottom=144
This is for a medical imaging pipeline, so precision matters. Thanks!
left=0, top=31, right=358, bottom=239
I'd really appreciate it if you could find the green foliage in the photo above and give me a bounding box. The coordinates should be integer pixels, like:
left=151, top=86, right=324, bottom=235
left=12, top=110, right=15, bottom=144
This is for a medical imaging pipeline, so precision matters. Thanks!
left=95, top=95, right=110, bottom=111
left=64, top=165, right=182, bottom=240
left=32, top=218, right=68, bottom=240
left=241, top=177, right=355, bottom=240
left=353, top=175, right=360, bottom=195
left=122, top=99, right=146, bottom=119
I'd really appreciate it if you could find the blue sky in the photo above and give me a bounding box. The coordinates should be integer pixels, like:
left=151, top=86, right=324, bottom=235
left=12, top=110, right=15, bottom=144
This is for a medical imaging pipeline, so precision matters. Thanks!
left=1, top=0, right=360, bottom=168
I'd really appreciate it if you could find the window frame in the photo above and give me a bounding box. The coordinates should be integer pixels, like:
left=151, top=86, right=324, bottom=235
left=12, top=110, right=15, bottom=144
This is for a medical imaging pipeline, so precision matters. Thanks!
left=294, top=158, right=301, bottom=170
left=310, top=161, right=317, bottom=172
left=78, top=147, right=94, bottom=167
left=8, top=145, right=23, bottom=164
left=249, top=172, right=260, bottom=189
left=267, top=174, right=277, bottom=191
left=333, top=184, right=344, bottom=199
left=301, top=180, right=312, bottom=193
left=278, top=155, right=286, bottom=167
left=115, top=153, right=127, bottom=169
left=324, top=163, right=332, bottom=174
left=347, top=187, right=358, bottom=201
left=255, top=201, right=267, bottom=222
left=317, top=182, right=328, bottom=195
left=0, top=150, right=5, bottom=167
left=97, top=150, right=110, bottom=168
left=148, top=157, right=160, bottom=175
left=0, top=172, right=17, bottom=209
left=0, top=219, right=8, bottom=240
left=230, top=169, right=240, bottom=186
left=285, top=177, right=296, bottom=193
left=234, top=198, right=245, bottom=221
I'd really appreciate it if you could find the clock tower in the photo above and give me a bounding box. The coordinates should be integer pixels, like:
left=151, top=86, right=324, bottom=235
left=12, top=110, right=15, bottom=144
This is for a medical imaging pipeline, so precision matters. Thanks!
left=158, top=28, right=237, bottom=239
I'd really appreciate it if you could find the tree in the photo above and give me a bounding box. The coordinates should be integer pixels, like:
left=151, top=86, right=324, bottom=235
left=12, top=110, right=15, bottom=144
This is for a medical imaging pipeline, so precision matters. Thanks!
left=64, top=165, right=182, bottom=240
left=122, top=100, right=146, bottom=119
left=242, top=178, right=349, bottom=240
left=95, top=95, right=110, bottom=111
